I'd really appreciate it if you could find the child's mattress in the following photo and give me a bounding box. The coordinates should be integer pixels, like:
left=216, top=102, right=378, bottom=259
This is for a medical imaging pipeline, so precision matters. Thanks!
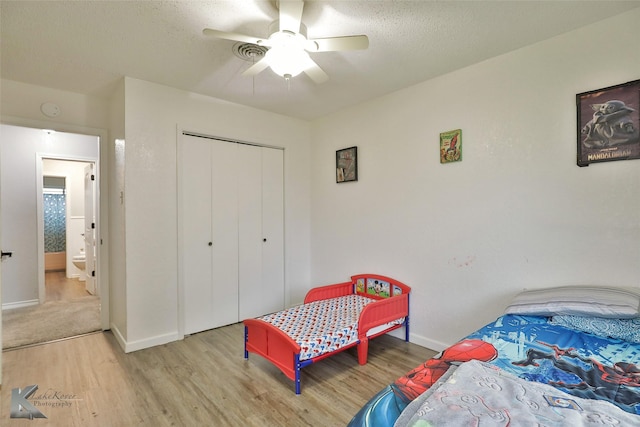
left=258, top=294, right=402, bottom=361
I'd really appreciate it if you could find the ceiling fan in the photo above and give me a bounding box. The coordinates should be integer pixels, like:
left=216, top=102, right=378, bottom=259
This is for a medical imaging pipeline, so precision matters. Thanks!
left=203, top=0, right=369, bottom=84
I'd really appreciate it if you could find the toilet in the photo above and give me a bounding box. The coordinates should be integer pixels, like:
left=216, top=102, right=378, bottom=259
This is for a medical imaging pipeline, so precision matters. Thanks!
left=72, top=248, right=87, bottom=282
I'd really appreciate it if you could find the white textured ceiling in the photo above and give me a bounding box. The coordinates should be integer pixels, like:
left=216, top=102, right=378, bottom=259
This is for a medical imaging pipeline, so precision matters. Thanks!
left=2, top=1, right=639, bottom=120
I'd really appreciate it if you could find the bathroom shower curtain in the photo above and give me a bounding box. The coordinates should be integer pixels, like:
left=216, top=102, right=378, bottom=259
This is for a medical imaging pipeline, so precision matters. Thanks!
left=43, top=192, right=66, bottom=253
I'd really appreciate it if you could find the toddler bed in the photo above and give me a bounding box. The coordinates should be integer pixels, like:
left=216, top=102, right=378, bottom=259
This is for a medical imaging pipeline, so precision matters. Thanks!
left=243, top=274, right=411, bottom=394
left=348, top=285, right=640, bottom=426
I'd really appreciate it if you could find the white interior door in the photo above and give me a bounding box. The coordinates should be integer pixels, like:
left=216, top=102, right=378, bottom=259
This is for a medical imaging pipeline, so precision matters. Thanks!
left=238, top=145, right=284, bottom=320
left=209, top=139, right=239, bottom=327
left=84, top=163, right=96, bottom=295
left=0, top=167, right=2, bottom=383
left=181, top=135, right=239, bottom=334
left=238, top=144, right=263, bottom=320
left=260, top=147, right=285, bottom=314
left=1, top=125, right=40, bottom=307
left=181, top=136, right=215, bottom=334
left=180, top=135, right=283, bottom=332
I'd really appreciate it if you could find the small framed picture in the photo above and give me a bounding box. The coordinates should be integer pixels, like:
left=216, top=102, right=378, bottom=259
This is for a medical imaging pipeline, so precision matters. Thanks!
left=336, top=146, right=358, bottom=183
left=440, top=129, right=462, bottom=164
left=577, top=79, right=640, bottom=167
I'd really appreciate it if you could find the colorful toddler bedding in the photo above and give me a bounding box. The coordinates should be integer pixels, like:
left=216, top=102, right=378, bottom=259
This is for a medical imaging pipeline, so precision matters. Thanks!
left=348, top=314, right=640, bottom=427
left=258, top=294, right=403, bottom=362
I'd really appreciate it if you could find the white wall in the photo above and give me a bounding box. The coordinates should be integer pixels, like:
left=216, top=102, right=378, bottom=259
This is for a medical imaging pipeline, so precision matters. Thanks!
left=2, top=9, right=637, bottom=356
left=0, top=125, right=99, bottom=305
left=0, top=80, right=110, bottom=130
left=118, top=77, right=312, bottom=351
left=310, top=9, right=640, bottom=351
left=1, top=79, right=111, bottom=330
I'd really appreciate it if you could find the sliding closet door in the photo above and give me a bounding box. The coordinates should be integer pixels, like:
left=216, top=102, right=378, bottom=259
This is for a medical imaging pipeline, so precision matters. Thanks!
left=238, top=145, right=284, bottom=320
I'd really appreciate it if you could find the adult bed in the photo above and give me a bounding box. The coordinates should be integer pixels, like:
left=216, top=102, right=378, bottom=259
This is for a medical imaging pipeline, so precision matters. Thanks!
left=348, top=285, right=640, bottom=426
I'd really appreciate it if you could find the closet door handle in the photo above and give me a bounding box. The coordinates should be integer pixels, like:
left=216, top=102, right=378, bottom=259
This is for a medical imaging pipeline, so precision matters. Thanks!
left=208, top=242, right=213, bottom=246
left=1, top=251, right=13, bottom=259
left=263, top=238, right=267, bottom=242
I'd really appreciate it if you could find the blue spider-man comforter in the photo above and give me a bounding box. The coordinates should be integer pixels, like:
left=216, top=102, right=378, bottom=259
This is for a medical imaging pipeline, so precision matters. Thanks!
left=348, top=314, right=640, bottom=426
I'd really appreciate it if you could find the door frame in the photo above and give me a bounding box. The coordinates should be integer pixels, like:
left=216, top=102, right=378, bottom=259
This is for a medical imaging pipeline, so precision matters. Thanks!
left=1, top=116, right=110, bottom=331
left=36, top=155, right=98, bottom=302
left=176, top=127, right=285, bottom=338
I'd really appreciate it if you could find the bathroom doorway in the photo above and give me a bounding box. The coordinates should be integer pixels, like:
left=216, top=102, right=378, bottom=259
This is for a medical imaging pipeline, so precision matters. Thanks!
left=41, top=159, right=97, bottom=301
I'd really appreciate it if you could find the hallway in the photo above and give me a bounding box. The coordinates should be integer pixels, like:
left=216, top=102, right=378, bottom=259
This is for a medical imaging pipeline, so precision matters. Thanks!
left=2, top=271, right=100, bottom=350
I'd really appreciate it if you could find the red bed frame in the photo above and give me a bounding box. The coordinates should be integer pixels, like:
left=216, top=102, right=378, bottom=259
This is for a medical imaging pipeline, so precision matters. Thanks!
left=243, top=274, right=411, bottom=394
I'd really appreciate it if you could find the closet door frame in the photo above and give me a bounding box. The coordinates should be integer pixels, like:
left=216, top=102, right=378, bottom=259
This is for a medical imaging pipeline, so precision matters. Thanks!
left=177, top=129, right=284, bottom=338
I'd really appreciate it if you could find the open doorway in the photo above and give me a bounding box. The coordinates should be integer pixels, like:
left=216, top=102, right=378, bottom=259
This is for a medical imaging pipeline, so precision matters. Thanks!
left=1, top=125, right=102, bottom=350
left=42, top=159, right=97, bottom=301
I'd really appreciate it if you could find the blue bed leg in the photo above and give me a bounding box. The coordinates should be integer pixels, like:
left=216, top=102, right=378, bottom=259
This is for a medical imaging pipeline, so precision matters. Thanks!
left=244, top=325, right=249, bottom=359
left=405, top=316, right=410, bottom=342
left=295, top=354, right=301, bottom=394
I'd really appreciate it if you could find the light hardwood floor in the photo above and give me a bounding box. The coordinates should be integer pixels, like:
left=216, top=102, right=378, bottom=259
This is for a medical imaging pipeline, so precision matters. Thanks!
left=1, top=324, right=437, bottom=426
left=45, top=271, right=90, bottom=302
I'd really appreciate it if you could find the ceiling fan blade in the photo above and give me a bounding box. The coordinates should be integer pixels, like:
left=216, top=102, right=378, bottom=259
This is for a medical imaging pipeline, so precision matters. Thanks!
left=278, top=0, right=304, bottom=33
left=306, top=35, right=369, bottom=52
left=303, top=59, right=329, bottom=84
left=203, top=28, right=265, bottom=45
left=242, top=58, right=271, bottom=77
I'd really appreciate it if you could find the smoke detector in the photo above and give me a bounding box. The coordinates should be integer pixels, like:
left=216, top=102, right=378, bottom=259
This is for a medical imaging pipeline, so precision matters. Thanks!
left=41, top=102, right=60, bottom=118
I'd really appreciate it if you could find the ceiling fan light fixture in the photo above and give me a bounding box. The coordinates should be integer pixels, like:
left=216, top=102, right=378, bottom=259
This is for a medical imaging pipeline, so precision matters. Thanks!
left=265, top=31, right=310, bottom=79
left=203, top=0, right=369, bottom=84
left=265, top=46, right=310, bottom=79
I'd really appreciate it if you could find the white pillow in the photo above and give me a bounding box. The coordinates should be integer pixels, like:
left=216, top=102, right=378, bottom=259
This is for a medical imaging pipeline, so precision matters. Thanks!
left=550, top=316, right=640, bottom=343
left=504, top=286, right=640, bottom=318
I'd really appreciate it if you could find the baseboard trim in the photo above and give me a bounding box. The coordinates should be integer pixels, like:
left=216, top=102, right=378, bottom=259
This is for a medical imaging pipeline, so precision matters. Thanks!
left=2, top=299, right=39, bottom=311
left=409, top=332, right=450, bottom=353
left=110, top=324, right=181, bottom=353
left=110, top=324, right=127, bottom=352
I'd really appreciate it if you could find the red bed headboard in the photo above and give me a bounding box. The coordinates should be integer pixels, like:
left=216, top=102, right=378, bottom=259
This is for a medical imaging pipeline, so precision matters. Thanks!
left=351, top=274, right=411, bottom=300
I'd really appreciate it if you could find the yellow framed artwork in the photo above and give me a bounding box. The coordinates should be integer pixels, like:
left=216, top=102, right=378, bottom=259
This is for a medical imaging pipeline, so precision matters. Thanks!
left=440, top=129, right=462, bottom=164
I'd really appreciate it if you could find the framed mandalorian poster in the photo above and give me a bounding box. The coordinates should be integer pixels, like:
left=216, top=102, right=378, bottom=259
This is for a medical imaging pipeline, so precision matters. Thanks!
left=577, top=79, right=640, bottom=167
